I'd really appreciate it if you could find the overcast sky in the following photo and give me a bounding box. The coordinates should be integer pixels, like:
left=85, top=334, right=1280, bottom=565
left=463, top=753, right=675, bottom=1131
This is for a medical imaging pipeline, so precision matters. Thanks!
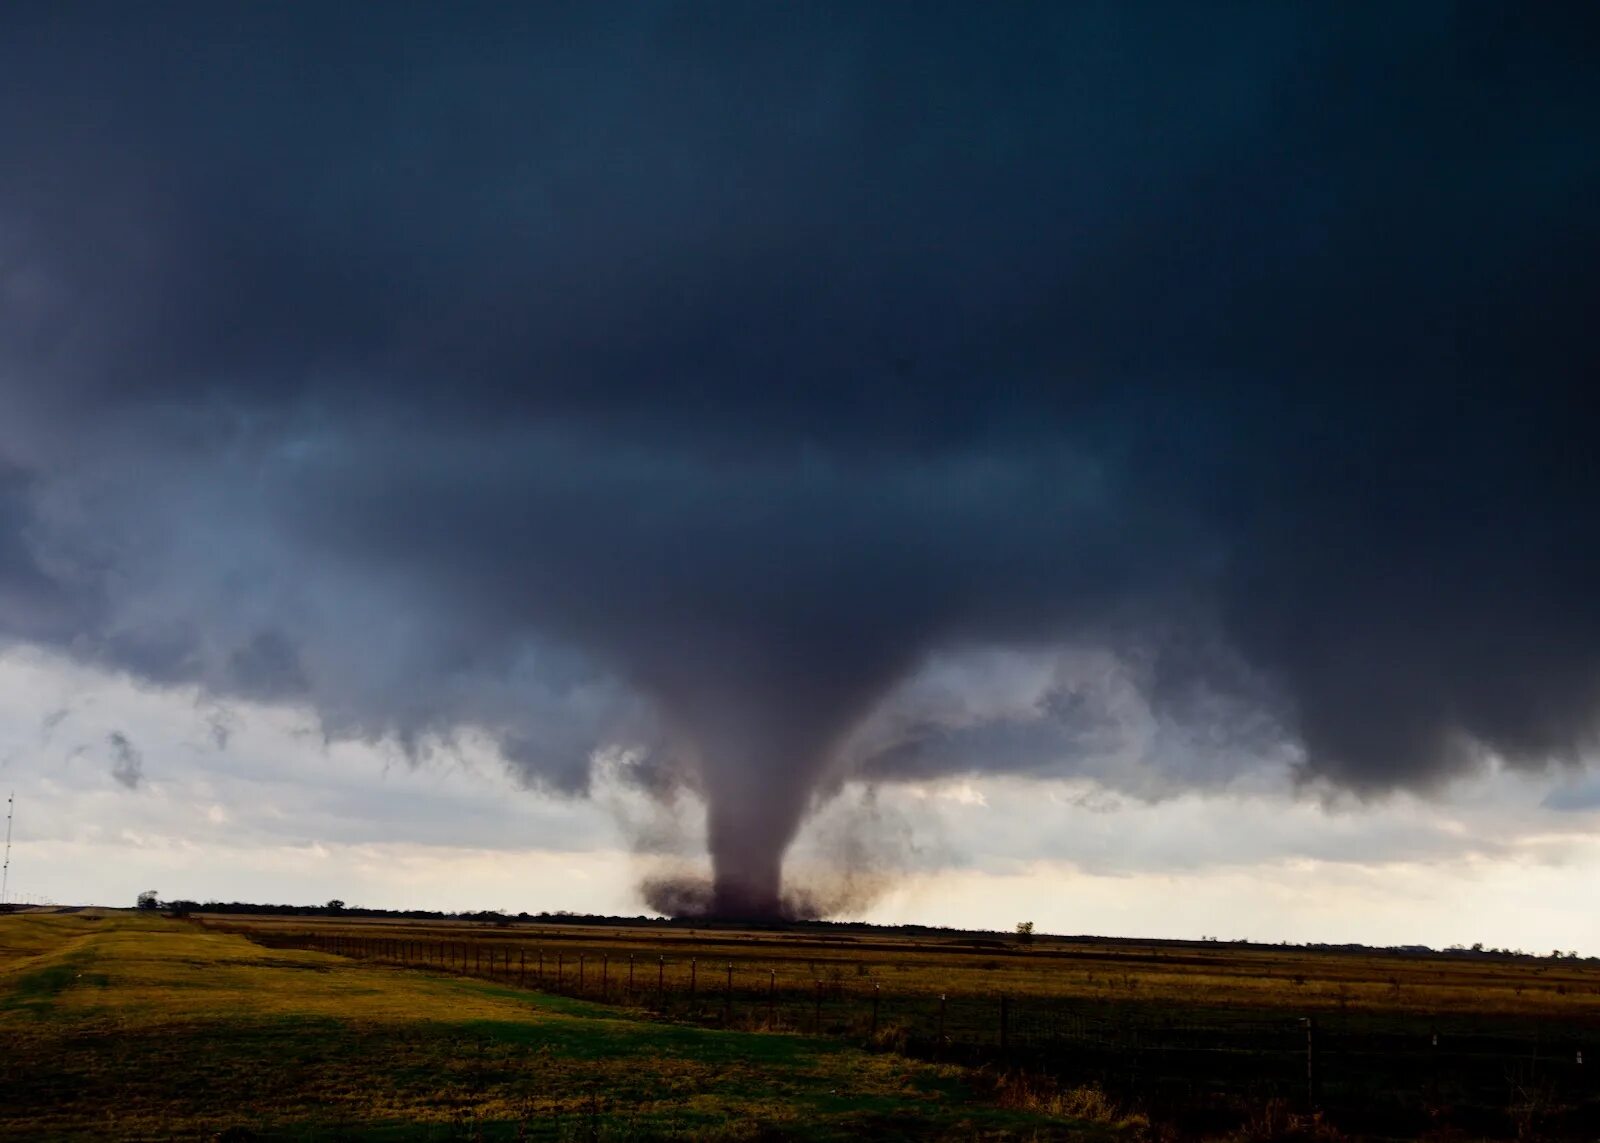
left=1, top=6, right=1596, bottom=943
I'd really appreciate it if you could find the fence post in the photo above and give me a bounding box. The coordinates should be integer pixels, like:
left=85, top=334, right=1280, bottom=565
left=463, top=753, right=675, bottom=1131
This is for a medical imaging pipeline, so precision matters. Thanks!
left=814, top=980, right=823, bottom=1033
left=872, top=984, right=880, bottom=1039
left=1000, top=994, right=1009, bottom=1054
left=475, top=946, right=481, bottom=974
left=658, top=955, right=664, bottom=999
left=938, top=994, right=946, bottom=1047
left=1429, top=1028, right=1439, bottom=1105
left=1304, top=1016, right=1318, bottom=1111
left=690, top=958, right=697, bottom=997
left=628, top=954, right=635, bottom=994
left=769, top=970, right=776, bottom=1029
left=724, top=963, right=733, bottom=1023
left=538, top=950, right=545, bottom=983
left=602, top=954, right=609, bottom=998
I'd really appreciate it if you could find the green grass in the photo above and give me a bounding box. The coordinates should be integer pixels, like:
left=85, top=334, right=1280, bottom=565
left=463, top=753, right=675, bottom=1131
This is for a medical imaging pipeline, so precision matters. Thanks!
left=0, top=913, right=1122, bottom=1141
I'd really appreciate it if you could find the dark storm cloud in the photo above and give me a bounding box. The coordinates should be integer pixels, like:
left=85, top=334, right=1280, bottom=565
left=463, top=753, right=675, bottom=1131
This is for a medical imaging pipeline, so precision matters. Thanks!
left=107, top=731, right=144, bottom=791
left=1, top=5, right=1597, bottom=912
left=0, top=463, right=84, bottom=642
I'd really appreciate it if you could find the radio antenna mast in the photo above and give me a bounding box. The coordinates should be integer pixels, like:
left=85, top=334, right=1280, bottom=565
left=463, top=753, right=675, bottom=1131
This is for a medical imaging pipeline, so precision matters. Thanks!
left=2, top=791, right=12, bottom=905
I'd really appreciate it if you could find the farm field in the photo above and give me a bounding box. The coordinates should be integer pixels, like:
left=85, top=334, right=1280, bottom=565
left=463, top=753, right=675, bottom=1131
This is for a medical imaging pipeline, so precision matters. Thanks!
left=214, top=911, right=1600, bottom=1021
left=210, top=912, right=1600, bottom=1139
left=0, top=910, right=1121, bottom=1141
left=9, top=908, right=1600, bottom=1140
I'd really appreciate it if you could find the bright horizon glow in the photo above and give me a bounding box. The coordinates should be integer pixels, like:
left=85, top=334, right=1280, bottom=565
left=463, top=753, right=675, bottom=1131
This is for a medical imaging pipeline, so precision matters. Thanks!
left=2, top=647, right=1597, bottom=955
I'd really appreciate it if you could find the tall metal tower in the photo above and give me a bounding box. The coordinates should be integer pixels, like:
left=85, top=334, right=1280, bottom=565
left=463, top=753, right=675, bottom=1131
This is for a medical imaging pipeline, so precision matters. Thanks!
left=2, top=791, right=12, bottom=905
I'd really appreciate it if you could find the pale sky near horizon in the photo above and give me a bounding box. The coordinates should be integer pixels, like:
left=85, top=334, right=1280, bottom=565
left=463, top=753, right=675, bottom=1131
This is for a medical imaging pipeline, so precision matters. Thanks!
left=6, top=646, right=1597, bottom=955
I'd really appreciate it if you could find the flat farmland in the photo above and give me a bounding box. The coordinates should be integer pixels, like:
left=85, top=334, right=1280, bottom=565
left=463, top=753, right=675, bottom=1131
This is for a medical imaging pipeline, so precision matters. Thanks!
left=213, top=912, right=1600, bottom=1020
left=10, top=907, right=1600, bottom=1139
left=0, top=910, right=1124, bottom=1142
left=209, top=913, right=1600, bottom=1139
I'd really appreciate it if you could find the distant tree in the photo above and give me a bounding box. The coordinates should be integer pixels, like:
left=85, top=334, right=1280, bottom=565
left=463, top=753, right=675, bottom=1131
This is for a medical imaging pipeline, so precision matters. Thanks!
left=1471, top=942, right=1484, bottom=952
left=136, top=890, right=160, bottom=911
left=326, top=899, right=346, bottom=913
left=1015, top=920, right=1035, bottom=944
left=167, top=900, right=198, bottom=918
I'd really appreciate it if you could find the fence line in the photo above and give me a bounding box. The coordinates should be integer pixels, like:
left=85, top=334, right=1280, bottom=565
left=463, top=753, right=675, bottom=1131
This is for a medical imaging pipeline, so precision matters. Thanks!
left=228, top=925, right=1594, bottom=1125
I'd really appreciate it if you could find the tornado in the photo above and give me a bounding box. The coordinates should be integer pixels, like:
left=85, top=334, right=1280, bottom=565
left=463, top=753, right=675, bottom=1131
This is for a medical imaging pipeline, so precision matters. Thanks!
left=639, top=636, right=919, bottom=919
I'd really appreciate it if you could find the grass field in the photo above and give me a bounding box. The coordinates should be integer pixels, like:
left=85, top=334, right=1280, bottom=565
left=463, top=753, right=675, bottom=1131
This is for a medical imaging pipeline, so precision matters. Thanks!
left=0, top=910, right=1124, bottom=1141
left=9, top=909, right=1600, bottom=1140
left=209, top=912, right=1600, bottom=1021
left=201, top=912, right=1600, bottom=1140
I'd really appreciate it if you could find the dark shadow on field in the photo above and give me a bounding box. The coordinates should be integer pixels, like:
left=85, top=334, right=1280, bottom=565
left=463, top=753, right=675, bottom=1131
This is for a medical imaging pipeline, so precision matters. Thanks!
left=0, top=1011, right=1108, bottom=1141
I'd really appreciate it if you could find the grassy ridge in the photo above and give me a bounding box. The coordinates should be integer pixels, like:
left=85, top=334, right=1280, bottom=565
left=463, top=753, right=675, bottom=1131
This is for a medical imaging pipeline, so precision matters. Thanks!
left=0, top=912, right=1118, bottom=1141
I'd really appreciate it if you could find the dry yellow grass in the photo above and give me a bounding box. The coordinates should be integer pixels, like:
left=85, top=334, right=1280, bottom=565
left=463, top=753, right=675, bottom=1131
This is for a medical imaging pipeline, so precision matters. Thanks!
left=211, top=912, right=1600, bottom=1021
left=0, top=911, right=1121, bottom=1141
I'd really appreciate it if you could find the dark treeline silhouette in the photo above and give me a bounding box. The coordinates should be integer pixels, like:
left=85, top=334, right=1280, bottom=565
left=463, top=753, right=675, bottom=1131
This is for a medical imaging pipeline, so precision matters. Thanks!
left=155, top=897, right=959, bottom=932
left=141, top=896, right=1591, bottom=962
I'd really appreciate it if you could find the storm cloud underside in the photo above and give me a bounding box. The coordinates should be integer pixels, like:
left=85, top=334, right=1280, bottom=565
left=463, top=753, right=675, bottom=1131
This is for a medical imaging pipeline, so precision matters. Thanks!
left=1, top=6, right=1597, bottom=914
